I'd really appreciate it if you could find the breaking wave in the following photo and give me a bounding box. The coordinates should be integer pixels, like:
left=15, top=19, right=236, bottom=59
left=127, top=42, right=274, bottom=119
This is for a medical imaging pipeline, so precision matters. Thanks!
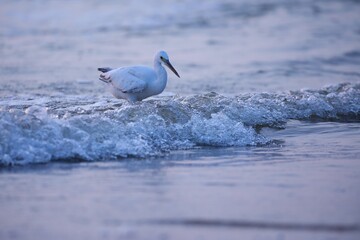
left=0, top=83, right=359, bottom=166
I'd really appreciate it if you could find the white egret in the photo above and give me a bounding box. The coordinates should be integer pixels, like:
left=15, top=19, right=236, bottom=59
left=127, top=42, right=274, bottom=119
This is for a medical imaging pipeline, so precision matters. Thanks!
left=98, top=51, right=180, bottom=102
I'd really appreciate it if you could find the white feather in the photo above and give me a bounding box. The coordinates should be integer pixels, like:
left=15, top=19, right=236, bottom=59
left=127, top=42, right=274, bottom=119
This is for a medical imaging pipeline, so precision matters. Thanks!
left=98, top=51, right=180, bottom=103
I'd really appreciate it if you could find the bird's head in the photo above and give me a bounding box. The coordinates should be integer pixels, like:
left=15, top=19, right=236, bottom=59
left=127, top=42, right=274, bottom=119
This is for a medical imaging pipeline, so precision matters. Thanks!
left=157, top=50, right=180, bottom=78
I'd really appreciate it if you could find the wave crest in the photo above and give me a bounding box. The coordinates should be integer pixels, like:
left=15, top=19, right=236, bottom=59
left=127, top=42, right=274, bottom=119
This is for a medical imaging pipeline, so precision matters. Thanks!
left=0, top=83, right=359, bottom=166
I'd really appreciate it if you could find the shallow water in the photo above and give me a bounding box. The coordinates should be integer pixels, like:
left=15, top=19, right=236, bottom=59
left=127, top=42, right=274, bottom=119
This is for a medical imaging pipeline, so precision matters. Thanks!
left=1, top=0, right=360, bottom=239
left=1, top=121, right=360, bottom=239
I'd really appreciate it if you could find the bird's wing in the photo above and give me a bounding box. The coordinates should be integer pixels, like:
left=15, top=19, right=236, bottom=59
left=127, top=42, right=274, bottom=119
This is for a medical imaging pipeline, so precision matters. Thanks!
left=98, top=67, right=113, bottom=73
left=101, top=67, right=152, bottom=93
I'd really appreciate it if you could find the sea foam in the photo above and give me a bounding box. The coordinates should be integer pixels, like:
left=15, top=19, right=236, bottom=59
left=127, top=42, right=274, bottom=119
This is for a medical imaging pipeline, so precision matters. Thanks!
left=0, top=83, right=359, bottom=166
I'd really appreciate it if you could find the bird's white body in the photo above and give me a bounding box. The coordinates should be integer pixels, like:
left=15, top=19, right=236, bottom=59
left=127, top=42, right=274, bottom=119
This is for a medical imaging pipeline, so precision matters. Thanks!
left=98, top=51, right=179, bottom=103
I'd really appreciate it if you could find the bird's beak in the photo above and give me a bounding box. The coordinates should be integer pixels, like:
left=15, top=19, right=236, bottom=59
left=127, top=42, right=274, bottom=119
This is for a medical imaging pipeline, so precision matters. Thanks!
left=163, top=59, right=180, bottom=78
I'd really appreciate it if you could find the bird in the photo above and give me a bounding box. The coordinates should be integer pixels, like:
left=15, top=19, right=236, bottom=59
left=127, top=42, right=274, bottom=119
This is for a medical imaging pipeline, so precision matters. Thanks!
left=98, top=50, right=180, bottom=103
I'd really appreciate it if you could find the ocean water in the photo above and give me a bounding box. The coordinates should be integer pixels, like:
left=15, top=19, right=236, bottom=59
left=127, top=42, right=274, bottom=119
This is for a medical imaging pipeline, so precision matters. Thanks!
left=1, top=0, right=360, bottom=239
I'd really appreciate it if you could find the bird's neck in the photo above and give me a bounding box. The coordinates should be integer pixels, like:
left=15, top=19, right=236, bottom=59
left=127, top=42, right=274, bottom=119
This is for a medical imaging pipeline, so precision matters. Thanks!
left=153, top=61, right=168, bottom=92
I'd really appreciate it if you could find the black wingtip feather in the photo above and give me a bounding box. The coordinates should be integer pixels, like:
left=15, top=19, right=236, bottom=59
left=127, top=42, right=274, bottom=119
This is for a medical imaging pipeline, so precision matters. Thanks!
left=98, top=67, right=112, bottom=73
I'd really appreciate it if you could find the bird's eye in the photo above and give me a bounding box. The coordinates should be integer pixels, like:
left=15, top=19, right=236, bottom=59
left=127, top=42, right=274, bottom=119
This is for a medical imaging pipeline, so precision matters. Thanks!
left=160, top=56, right=164, bottom=60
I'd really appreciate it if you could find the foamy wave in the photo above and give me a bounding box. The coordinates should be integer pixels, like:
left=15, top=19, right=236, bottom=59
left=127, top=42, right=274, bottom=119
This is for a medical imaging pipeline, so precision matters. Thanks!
left=0, top=83, right=359, bottom=166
